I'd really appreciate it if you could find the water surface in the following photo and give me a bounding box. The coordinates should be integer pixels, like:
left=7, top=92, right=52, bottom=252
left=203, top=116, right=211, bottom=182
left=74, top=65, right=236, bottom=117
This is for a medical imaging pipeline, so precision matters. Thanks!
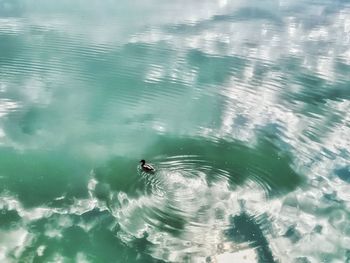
left=1, top=0, right=350, bottom=262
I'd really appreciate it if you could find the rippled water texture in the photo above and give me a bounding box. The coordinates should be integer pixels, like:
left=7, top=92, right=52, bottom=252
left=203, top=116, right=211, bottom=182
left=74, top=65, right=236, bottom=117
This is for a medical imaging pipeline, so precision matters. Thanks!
left=1, top=0, right=350, bottom=262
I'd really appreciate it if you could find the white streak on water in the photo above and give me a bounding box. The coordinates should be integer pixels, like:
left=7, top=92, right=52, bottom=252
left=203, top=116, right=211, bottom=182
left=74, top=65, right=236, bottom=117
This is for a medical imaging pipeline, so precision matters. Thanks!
left=0, top=99, right=20, bottom=118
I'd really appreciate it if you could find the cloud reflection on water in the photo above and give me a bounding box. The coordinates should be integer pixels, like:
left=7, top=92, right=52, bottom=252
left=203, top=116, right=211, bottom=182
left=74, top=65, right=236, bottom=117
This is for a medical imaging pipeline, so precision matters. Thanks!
left=0, top=0, right=350, bottom=262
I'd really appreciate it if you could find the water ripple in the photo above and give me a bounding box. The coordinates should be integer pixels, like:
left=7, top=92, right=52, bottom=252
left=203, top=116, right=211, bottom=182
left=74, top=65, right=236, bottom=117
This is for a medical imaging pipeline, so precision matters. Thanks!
left=1, top=0, right=350, bottom=262
left=87, top=152, right=286, bottom=262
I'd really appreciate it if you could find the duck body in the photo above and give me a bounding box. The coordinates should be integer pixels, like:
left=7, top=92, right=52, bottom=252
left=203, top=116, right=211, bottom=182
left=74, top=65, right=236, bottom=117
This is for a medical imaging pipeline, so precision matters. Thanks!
left=140, top=159, right=156, bottom=173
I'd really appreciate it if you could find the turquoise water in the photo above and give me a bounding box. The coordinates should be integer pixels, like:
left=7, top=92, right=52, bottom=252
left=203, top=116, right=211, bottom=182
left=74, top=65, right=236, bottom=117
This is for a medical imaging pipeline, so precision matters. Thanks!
left=1, top=0, right=350, bottom=262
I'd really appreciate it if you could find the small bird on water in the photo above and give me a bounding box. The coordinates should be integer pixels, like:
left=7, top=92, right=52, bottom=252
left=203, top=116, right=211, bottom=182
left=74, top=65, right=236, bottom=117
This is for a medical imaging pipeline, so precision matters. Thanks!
left=140, top=159, right=156, bottom=173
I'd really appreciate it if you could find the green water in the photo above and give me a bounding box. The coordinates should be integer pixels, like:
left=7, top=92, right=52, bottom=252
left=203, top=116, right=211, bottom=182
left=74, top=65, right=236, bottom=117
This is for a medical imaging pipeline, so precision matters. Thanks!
left=1, top=0, right=350, bottom=262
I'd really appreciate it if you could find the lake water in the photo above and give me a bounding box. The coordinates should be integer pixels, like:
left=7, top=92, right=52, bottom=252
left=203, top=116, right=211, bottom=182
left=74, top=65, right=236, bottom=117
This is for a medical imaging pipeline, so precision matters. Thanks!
left=1, top=0, right=350, bottom=262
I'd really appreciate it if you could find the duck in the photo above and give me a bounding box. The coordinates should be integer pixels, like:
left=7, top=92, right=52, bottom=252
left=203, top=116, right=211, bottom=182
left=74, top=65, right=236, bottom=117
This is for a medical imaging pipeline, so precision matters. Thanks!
left=140, top=159, right=156, bottom=173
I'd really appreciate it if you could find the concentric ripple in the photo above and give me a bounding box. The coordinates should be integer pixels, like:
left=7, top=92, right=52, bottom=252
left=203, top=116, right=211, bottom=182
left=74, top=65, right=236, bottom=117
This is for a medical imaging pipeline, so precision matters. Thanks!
left=89, top=155, right=273, bottom=262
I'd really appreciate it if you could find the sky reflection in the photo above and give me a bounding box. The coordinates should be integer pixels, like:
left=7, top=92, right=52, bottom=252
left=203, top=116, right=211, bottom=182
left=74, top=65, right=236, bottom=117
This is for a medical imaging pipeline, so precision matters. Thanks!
left=1, top=0, right=350, bottom=262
